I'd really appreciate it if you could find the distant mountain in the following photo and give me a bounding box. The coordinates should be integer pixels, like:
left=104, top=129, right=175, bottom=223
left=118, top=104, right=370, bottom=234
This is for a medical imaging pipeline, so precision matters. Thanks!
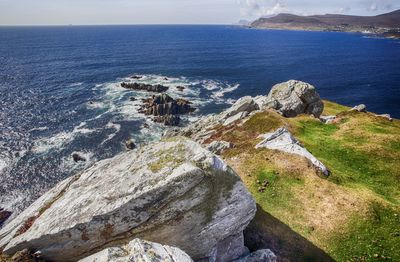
left=251, top=9, right=400, bottom=38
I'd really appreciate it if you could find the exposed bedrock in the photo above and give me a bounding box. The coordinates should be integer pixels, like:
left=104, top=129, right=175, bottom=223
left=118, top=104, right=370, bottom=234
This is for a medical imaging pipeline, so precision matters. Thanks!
left=0, top=137, right=256, bottom=262
left=256, top=127, right=330, bottom=176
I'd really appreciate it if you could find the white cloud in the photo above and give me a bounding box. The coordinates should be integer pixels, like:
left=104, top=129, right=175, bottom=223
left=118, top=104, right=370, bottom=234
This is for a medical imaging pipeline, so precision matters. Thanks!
left=363, top=0, right=395, bottom=13
left=335, top=6, right=351, bottom=14
left=238, top=0, right=289, bottom=19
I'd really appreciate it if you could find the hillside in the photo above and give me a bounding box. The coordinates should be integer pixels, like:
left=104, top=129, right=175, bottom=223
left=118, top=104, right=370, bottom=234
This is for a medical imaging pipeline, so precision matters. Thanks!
left=167, top=81, right=400, bottom=261
left=218, top=103, right=400, bottom=261
left=251, top=9, right=400, bottom=38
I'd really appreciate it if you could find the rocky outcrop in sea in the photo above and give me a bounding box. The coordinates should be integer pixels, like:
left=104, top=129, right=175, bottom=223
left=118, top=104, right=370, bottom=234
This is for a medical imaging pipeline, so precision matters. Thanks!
left=138, top=93, right=196, bottom=126
left=121, top=82, right=169, bottom=93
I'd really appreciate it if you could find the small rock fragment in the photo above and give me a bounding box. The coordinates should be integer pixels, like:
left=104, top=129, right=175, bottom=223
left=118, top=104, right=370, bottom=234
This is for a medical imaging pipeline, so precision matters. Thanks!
left=351, top=104, right=367, bottom=112
left=72, top=152, right=86, bottom=162
left=125, top=139, right=136, bottom=150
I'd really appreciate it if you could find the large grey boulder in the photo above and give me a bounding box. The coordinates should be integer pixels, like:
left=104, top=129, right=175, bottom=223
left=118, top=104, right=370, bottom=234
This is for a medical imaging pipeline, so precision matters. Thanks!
left=256, top=128, right=330, bottom=176
left=0, top=137, right=256, bottom=262
left=79, top=238, right=193, bottom=262
left=265, top=80, right=324, bottom=118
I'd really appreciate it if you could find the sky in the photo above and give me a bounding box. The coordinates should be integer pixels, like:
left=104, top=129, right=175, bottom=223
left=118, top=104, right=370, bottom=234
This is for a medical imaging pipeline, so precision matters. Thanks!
left=0, top=0, right=399, bottom=25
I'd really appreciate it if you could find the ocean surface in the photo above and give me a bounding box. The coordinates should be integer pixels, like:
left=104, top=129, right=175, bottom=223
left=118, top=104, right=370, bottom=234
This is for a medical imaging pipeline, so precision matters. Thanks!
left=0, top=25, right=399, bottom=216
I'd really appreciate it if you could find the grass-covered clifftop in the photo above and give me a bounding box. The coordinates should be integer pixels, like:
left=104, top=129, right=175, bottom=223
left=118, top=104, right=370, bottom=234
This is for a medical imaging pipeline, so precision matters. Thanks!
left=207, top=100, right=400, bottom=261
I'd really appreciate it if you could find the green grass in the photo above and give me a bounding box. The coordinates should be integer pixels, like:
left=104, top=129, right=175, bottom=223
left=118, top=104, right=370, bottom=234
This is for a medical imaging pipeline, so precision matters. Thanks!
left=292, top=118, right=400, bottom=204
left=328, top=202, right=400, bottom=262
left=251, top=168, right=304, bottom=211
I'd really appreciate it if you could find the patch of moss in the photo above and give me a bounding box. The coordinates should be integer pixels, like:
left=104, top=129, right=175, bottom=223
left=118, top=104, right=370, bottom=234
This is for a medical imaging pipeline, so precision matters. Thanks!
left=200, top=168, right=240, bottom=226
left=327, top=202, right=400, bottom=262
left=148, top=144, right=186, bottom=173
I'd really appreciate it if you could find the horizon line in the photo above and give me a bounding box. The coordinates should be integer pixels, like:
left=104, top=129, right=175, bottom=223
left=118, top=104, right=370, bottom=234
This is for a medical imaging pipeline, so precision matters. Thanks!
left=0, top=23, right=236, bottom=27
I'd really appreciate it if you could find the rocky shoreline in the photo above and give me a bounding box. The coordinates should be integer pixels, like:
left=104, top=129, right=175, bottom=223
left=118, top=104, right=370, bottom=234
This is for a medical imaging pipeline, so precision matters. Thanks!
left=0, top=79, right=396, bottom=262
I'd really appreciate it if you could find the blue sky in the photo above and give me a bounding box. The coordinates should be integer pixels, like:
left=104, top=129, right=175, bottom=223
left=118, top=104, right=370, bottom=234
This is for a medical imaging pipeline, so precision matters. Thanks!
left=0, top=0, right=399, bottom=25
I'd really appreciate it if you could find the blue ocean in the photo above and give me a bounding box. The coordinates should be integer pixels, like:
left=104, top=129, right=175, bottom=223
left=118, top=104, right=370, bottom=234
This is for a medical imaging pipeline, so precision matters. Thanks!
left=0, top=25, right=399, bottom=214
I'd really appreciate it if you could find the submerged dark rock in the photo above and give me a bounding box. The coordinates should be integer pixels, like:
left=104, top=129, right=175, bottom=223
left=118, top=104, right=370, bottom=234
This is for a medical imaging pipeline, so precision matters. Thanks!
left=176, top=86, right=185, bottom=92
left=0, top=208, right=12, bottom=227
left=121, top=82, right=169, bottom=93
left=130, top=75, right=143, bottom=79
left=71, top=153, right=86, bottom=162
left=125, top=139, right=136, bottom=150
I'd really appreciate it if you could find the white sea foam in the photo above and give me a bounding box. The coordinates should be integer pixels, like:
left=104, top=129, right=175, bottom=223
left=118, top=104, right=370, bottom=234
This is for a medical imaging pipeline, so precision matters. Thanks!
left=32, top=132, right=75, bottom=154
left=29, top=126, right=49, bottom=132
left=32, top=122, right=97, bottom=154
left=86, top=101, right=105, bottom=109
left=212, top=83, right=240, bottom=98
left=68, top=82, right=84, bottom=87
left=0, top=157, right=9, bottom=174
left=101, top=122, right=122, bottom=144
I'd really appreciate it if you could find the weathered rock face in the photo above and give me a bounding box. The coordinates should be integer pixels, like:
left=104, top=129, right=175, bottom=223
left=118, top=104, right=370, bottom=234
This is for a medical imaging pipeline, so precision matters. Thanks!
left=0, top=137, right=256, bottom=262
left=220, top=96, right=259, bottom=121
left=121, top=82, right=169, bottom=93
left=165, top=97, right=261, bottom=143
left=79, top=238, right=193, bottom=262
left=265, top=80, right=324, bottom=118
left=206, top=141, right=233, bottom=155
left=256, top=128, right=330, bottom=176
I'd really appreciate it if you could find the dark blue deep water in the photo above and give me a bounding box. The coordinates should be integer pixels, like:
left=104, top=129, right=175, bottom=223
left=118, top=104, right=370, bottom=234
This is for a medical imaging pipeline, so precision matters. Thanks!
left=0, top=25, right=399, bottom=214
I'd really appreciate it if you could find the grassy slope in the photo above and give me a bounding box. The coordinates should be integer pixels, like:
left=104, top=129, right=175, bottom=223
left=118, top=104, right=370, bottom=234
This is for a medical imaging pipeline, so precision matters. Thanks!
left=208, top=100, right=400, bottom=261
